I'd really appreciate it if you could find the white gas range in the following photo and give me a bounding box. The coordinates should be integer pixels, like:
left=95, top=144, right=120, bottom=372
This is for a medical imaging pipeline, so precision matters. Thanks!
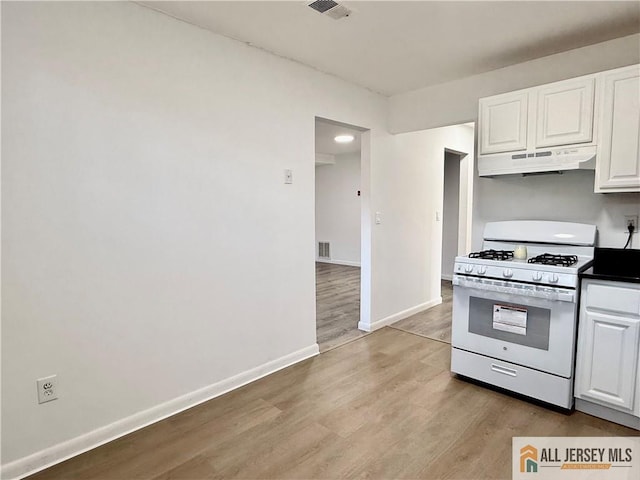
left=451, top=220, right=597, bottom=409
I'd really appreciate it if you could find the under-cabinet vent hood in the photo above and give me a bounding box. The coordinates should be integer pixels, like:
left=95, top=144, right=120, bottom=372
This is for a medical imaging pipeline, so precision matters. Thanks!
left=478, top=145, right=596, bottom=177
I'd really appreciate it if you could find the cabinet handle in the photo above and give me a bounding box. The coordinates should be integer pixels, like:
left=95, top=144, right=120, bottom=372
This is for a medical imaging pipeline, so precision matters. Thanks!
left=491, top=364, right=518, bottom=377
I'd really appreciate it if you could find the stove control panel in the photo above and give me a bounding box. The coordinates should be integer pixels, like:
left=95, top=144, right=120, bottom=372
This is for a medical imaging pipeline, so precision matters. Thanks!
left=453, top=261, right=580, bottom=288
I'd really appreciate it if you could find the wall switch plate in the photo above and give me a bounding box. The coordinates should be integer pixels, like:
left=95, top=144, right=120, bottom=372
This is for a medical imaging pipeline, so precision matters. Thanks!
left=37, top=375, right=58, bottom=404
left=624, top=215, right=638, bottom=232
left=375, top=212, right=382, bottom=224
left=284, top=169, right=293, bottom=184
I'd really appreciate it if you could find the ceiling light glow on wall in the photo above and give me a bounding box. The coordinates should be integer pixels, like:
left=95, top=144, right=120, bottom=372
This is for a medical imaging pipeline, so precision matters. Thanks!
left=334, top=134, right=355, bottom=143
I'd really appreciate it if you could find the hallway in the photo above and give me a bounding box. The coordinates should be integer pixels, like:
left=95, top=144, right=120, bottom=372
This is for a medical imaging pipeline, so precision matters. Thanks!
left=391, top=280, right=453, bottom=343
left=315, top=262, right=366, bottom=351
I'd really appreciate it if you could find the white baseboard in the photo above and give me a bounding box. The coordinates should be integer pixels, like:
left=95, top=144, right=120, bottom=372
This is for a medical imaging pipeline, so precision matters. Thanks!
left=358, top=297, right=442, bottom=332
left=575, top=398, right=640, bottom=430
left=1, top=344, right=320, bottom=480
left=315, top=259, right=361, bottom=267
left=441, top=274, right=453, bottom=281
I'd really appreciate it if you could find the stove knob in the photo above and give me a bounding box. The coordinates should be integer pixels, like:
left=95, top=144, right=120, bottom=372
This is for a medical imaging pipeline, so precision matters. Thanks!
left=503, top=268, right=513, bottom=278
left=532, top=272, right=543, bottom=281
left=478, top=266, right=487, bottom=275
left=549, top=273, right=559, bottom=283
left=464, top=265, right=474, bottom=273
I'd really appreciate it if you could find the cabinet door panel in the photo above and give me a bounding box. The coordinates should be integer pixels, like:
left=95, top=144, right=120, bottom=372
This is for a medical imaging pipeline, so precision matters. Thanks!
left=479, top=92, right=528, bottom=154
left=576, top=311, right=639, bottom=412
left=536, top=77, right=595, bottom=148
left=596, top=65, right=640, bottom=192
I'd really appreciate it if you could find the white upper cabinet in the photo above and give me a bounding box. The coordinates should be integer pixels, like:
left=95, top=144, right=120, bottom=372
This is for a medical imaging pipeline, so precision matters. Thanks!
left=535, top=77, right=595, bottom=148
left=479, top=91, right=528, bottom=155
left=595, top=65, right=640, bottom=193
left=478, top=74, right=597, bottom=156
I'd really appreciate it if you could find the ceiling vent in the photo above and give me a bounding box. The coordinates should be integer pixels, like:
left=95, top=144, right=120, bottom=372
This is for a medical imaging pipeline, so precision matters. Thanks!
left=307, top=1, right=352, bottom=20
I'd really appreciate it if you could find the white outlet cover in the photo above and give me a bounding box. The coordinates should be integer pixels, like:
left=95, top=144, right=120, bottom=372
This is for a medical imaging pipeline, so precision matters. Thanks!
left=624, top=215, right=638, bottom=231
left=37, top=375, right=58, bottom=404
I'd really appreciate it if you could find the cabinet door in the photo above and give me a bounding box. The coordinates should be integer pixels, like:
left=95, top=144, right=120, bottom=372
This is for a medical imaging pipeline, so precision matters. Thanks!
left=535, top=77, right=595, bottom=148
left=479, top=91, right=528, bottom=155
left=575, top=310, right=640, bottom=412
left=595, top=65, right=640, bottom=192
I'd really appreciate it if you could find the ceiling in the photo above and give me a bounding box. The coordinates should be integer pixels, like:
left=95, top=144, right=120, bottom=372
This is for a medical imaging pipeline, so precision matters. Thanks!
left=315, top=118, right=362, bottom=155
left=138, top=1, right=640, bottom=96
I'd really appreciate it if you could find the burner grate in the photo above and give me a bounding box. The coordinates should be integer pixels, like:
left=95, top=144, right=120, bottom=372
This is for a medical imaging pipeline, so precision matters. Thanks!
left=469, top=249, right=514, bottom=261
left=528, top=253, right=578, bottom=267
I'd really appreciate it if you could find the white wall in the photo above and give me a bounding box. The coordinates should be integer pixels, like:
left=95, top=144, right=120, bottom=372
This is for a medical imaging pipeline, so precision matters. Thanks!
left=1, top=1, right=397, bottom=473
left=441, top=152, right=461, bottom=280
left=389, top=34, right=640, bottom=133
left=472, top=171, right=640, bottom=250
left=315, top=152, right=361, bottom=266
left=366, top=124, right=474, bottom=329
left=389, top=34, right=640, bottom=251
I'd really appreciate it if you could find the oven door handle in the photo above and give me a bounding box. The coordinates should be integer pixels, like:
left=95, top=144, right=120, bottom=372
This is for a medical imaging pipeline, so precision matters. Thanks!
left=490, top=364, right=518, bottom=377
left=452, top=275, right=575, bottom=303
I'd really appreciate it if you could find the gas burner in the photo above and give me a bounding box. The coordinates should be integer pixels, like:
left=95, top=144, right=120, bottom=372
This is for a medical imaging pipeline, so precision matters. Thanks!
left=469, top=249, right=514, bottom=261
left=528, top=253, right=578, bottom=267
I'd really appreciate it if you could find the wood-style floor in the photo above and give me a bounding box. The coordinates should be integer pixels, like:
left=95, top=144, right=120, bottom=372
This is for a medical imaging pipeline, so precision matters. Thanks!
left=315, top=262, right=366, bottom=351
left=392, top=280, right=453, bottom=343
left=28, top=328, right=637, bottom=480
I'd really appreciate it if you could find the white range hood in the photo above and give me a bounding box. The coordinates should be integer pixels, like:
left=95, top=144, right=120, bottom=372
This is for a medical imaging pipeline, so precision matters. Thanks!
left=478, top=145, right=596, bottom=177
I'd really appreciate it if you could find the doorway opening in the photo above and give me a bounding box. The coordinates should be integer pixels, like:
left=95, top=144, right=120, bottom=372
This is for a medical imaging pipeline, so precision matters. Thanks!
left=442, top=149, right=463, bottom=282
left=436, top=123, right=475, bottom=343
left=314, top=117, right=369, bottom=352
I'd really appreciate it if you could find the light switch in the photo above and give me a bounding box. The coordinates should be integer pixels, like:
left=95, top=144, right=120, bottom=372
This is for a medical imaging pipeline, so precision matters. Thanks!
left=436, top=211, right=441, bottom=221
left=375, top=212, right=382, bottom=225
left=284, top=169, right=293, bottom=184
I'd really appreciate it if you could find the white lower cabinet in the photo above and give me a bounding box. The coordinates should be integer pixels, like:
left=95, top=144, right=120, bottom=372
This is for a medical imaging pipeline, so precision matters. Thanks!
left=575, top=279, right=640, bottom=428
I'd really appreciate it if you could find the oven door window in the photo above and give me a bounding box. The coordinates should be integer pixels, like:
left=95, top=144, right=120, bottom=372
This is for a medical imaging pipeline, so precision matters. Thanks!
left=468, top=296, right=550, bottom=350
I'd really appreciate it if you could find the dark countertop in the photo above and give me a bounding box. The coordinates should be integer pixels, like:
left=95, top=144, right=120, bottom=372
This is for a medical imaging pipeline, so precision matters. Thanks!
left=580, top=266, right=640, bottom=284
left=580, top=248, right=640, bottom=284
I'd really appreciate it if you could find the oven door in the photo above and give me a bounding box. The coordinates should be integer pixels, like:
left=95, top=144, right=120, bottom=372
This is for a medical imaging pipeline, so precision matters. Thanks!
left=451, top=275, right=578, bottom=378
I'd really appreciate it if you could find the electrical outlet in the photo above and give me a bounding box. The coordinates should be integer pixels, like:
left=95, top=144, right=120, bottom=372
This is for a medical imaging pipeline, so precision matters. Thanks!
left=37, top=375, right=58, bottom=404
left=624, top=215, right=638, bottom=232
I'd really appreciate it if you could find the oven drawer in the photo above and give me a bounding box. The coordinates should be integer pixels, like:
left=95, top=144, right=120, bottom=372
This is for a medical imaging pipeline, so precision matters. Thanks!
left=451, top=347, right=573, bottom=408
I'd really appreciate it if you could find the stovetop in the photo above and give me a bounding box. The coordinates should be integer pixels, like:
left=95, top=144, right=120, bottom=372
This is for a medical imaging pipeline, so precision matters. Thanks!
left=456, top=254, right=592, bottom=272
left=456, top=221, right=596, bottom=288
left=468, top=250, right=581, bottom=267
left=454, top=253, right=593, bottom=288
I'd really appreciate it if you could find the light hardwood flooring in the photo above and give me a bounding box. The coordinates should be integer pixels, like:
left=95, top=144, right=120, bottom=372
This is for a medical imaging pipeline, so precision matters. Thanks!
left=315, top=262, right=366, bottom=352
left=392, top=279, right=453, bottom=343
left=28, top=327, right=637, bottom=480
